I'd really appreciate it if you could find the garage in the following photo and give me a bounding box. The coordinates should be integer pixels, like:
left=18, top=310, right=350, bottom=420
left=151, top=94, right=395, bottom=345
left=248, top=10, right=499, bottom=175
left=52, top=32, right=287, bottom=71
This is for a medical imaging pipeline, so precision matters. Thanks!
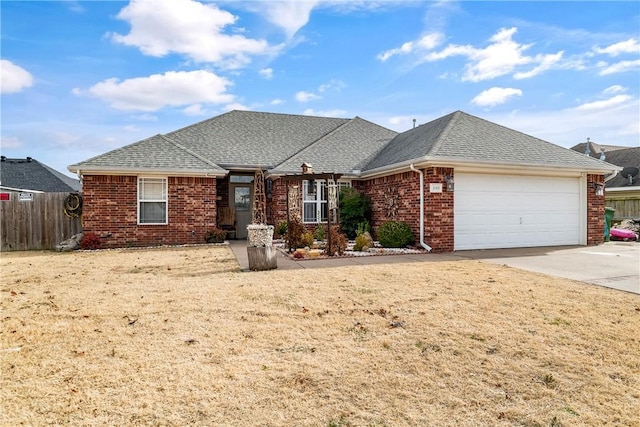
left=454, top=173, right=583, bottom=250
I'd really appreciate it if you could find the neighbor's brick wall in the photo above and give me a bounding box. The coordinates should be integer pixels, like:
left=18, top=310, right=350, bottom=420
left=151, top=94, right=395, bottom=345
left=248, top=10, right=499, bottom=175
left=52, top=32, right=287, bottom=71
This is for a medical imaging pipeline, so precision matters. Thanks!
left=359, top=167, right=454, bottom=252
left=587, top=173, right=605, bottom=246
left=82, top=175, right=217, bottom=248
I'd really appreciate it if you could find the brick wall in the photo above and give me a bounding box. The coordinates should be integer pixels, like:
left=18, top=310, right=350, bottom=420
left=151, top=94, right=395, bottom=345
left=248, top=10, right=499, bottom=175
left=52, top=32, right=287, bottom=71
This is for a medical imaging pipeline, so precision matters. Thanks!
left=359, top=167, right=454, bottom=252
left=82, top=175, right=217, bottom=248
left=586, top=173, right=605, bottom=246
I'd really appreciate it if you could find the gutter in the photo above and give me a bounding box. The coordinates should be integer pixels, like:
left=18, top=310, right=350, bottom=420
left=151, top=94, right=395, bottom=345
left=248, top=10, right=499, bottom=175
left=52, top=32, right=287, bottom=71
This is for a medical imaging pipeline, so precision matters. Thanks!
left=409, top=164, right=432, bottom=252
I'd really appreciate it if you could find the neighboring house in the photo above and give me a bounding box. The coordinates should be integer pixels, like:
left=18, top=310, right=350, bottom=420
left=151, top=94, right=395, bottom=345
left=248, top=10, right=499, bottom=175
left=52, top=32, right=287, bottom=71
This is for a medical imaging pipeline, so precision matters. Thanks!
left=571, top=142, right=640, bottom=220
left=68, top=110, right=617, bottom=252
left=1, top=156, right=81, bottom=193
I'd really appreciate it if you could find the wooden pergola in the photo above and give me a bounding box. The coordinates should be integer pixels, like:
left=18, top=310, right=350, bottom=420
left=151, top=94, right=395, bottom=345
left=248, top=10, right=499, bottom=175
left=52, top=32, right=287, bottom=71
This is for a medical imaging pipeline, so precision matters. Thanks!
left=282, top=170, right=343, bottom=255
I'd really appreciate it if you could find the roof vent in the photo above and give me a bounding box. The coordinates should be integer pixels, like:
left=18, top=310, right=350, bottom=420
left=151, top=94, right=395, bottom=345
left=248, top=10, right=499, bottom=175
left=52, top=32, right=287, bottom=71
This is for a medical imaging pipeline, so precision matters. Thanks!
left=412, top=119, right=416, bottom=129
left=0, top=156, right=5, bottom=162
left=584, top=138, right=590, bottom=156
left=599, top=148, right=605, bottom=161
left=26, top=157, right=33, bottom=162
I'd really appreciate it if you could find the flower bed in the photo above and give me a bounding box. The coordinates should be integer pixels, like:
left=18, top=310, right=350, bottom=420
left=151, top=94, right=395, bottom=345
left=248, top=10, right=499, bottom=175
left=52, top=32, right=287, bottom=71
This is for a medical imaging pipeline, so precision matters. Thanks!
left=275, top=239, right=427, bottom=260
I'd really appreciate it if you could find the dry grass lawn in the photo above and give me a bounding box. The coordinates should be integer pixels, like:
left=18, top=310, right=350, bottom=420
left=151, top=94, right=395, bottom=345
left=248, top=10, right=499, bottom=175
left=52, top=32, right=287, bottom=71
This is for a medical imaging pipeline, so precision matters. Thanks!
left=1, top=245, right=639, bottom=426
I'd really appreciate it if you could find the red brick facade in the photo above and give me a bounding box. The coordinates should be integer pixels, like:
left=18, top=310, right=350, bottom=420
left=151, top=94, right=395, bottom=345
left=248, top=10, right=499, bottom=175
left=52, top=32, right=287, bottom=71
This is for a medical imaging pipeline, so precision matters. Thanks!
left=82, top=175, right=217, bottom=248
left=82, top=170, right=604, bottom=251
left=358, top=167, right=454, bottom=252
left=586, top=173, right=605, bottom=246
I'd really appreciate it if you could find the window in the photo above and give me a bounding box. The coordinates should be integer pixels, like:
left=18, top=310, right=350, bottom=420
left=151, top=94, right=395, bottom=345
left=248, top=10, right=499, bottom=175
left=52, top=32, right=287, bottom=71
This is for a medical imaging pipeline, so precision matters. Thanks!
left=302, top=180, right=350, bottom=223
left=138, top=177, right=167, bottom=224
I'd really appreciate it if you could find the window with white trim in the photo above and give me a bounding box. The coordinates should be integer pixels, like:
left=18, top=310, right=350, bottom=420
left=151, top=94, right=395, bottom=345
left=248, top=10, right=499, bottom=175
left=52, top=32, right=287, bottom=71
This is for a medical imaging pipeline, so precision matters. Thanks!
left=302, top=179, right=350, bottom=223
left=138, top=177, right=167, bottom=224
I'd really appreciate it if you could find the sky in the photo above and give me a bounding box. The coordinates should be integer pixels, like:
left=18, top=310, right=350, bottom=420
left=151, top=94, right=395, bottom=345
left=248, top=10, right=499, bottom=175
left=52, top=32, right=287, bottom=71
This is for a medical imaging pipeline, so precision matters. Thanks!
left=1, top=0, right=639, bottom=178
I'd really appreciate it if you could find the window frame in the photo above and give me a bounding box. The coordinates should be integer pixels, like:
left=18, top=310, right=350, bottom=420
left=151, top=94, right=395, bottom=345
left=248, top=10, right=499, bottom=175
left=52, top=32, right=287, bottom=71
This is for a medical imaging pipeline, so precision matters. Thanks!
left=137, top=177, right=168, bottom=225
left=302, top=179, right=351, bottom=224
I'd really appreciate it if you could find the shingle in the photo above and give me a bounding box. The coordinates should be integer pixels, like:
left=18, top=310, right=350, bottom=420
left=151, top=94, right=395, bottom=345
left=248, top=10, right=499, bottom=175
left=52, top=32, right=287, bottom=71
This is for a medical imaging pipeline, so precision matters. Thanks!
left=365, top=110, right=618, bottom=172
left=271, top=117, right=397, bottom=174
left=69, top=134, right=225, bottom=173
left=1, top=157, right=81, bottom=192
left=599, top=147, right=640, bottom=188
left=165, top=110, right=350, bottom=168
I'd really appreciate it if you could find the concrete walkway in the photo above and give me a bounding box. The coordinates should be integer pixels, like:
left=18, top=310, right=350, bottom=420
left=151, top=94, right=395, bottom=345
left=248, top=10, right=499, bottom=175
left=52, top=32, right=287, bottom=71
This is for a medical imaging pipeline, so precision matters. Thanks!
left=227, top=240, right=639, bottom=294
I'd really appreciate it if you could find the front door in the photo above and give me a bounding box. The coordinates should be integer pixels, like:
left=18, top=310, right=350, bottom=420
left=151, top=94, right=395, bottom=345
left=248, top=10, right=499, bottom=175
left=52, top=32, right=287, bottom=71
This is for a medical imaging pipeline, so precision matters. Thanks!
left=230, top=184, right=252, bottom=239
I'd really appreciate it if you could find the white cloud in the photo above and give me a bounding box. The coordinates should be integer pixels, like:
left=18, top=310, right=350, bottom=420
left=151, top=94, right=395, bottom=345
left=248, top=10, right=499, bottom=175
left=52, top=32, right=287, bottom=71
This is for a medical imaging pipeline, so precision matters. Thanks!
left=377, top=33, right=444, bottom=61
left=270, top=98, right=285, bottom=105
left=260, top=1, right=318, bottom=39
left=303, top=108, right=347, bottom=117
left=383, top=27, right=565, bottom=82
left=123, top=125, right=141, bottom=132
left=471, top=87, right=522, bottom=107
left=514, top=51, right=563, bottom=80
left=0, top=135, right=22, bottom=149
left=182, top=104, right=206, bottom=116
left=259, top=68, right=274, bottom=79
left=81, top=70, right=234, bottom=111
left=51, top=132, right=80, bottom=146
left=295, top=91, right=321, bottom=102
left=1, top=60, right=34, bottom=94
left=603, top=85, right=625, bottom=95
left=110, top=0, right=274, bottom=68
left=598, top=59, right=640, bottom=75
left=224, top=102, right=249, bottom=111
left=318, top=79, right=346, bottom=93
left=593, top=38, right=640, bottom=57
left=574, top=94, right=632, bottom=111
left=133, top=113, right=158, bottom=122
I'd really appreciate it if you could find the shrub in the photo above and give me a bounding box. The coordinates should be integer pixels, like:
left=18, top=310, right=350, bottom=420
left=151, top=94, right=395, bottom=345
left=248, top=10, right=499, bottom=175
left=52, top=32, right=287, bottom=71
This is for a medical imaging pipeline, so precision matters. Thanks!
left=301, top=232, right=314, bottom=248
left=377, top=220, right=415, bottom=248
left=339, top=187, right=371, bottom=239
left=326, top=226, right=347, bottom=256
left=353, top=231, right=373, bottom=252
left=206, top=228, right=227, bottom=243
left=356, top=221, right=370, bottom=236
left=286, top=216, right=306, bottom=249
left=313, top=225, right=325, bottom=241
left=275, top=221, right=288, bottom=238
left=80, top=232, right=101, bottom=250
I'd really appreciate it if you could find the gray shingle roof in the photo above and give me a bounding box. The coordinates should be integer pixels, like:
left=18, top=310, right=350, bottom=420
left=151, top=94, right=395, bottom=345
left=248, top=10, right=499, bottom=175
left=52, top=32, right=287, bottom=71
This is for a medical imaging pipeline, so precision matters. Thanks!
left=270, top=117, right=397, bottom=175
left=165, top=111, right=350, bottom=169
left=599, top=147, right=640, bottom=188
left=365, top=111, right=618, bottom=172
left=68, top=134, right=226, bottom=174
left=69, top=109, right=619, bottom=177
left=1, top=157, right=81, bottom=192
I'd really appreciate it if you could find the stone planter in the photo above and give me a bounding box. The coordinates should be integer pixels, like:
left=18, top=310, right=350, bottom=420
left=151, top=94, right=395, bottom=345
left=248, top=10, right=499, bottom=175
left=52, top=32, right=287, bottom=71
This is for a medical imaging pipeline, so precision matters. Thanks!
left=246, top=224, right=277, bottom=270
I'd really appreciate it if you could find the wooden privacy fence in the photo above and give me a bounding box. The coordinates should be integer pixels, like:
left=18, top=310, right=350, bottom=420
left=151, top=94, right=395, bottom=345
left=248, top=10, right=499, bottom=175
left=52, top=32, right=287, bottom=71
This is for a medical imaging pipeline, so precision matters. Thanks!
left=606, top=196, right=640, bottom=220
left=0, top=192, right=82, bottom=251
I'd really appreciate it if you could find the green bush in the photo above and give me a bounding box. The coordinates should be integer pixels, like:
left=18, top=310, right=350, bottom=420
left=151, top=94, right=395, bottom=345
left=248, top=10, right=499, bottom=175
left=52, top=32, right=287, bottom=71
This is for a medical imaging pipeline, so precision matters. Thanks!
left=206, top=228, right=227, bottom=243
left=275, top=221, right=288, bottom=238
left=339, top=187, right=371, bottom=239
left=377, top=220, right=415, bottom=248
left=313, top=225, right=325, bottom=241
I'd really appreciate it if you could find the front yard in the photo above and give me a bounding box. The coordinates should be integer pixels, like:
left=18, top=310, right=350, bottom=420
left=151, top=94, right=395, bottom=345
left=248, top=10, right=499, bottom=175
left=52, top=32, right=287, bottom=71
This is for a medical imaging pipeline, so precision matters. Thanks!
left=1, top=246, right=638, bottom=426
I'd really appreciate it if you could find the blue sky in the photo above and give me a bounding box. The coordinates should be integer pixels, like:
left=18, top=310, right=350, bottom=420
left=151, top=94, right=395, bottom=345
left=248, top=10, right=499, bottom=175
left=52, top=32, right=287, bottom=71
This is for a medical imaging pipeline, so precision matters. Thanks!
left=1, top=0, right=639, bottom=178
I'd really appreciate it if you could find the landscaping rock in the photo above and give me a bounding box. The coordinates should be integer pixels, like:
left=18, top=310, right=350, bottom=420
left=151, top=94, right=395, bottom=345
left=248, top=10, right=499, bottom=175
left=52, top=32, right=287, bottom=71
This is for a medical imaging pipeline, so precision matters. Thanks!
left=56, top=233, right=83, bottom=252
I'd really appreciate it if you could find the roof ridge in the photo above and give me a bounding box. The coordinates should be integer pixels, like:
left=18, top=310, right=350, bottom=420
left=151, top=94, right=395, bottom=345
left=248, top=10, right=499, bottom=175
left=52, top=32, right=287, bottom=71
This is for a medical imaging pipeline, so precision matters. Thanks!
left=271, top=116, right=354, bottom=170
left=427, top=110, right=461, bottom=157
left=157, top=134, right=225, bottom=171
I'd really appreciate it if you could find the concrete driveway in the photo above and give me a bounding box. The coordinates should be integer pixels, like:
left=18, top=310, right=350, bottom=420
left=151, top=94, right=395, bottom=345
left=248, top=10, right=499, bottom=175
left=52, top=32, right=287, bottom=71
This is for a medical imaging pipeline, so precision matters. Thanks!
left=457, top=242, right=640, bottom=294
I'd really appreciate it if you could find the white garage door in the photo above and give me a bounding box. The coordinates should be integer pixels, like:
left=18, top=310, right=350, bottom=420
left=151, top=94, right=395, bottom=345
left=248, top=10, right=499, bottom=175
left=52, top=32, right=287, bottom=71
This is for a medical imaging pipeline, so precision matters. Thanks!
left=454, top=173, right=581, bottom=250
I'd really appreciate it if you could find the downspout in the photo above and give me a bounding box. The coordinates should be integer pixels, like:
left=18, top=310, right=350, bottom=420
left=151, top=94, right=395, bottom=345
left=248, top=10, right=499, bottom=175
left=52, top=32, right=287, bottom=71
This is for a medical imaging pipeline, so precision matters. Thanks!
left=409, top=164, right=432, bottom=252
